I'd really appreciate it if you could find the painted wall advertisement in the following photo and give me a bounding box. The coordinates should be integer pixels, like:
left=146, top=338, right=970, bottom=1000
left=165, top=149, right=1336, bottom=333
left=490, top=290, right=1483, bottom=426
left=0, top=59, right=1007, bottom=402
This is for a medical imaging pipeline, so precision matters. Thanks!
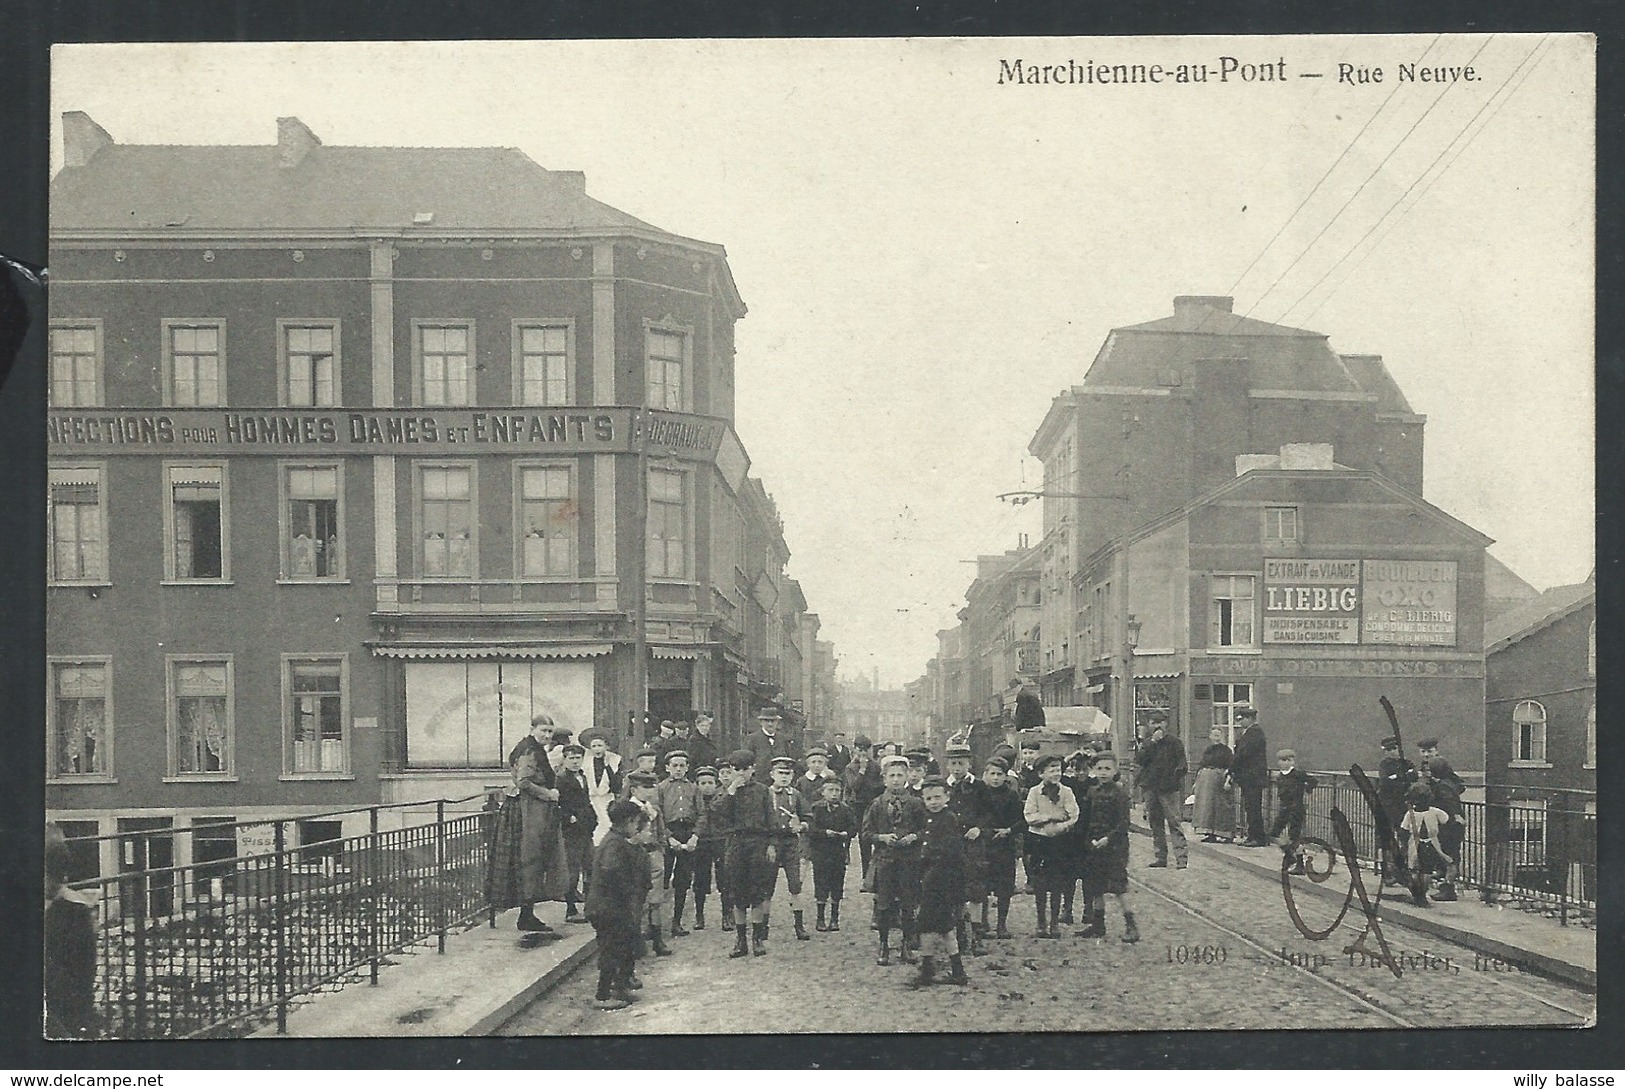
left=1262, top=558, right=1458, bottom=647
left=1360, top=559, right=1458, bottom=647
left=1263, top=558, right=1361, bottom=644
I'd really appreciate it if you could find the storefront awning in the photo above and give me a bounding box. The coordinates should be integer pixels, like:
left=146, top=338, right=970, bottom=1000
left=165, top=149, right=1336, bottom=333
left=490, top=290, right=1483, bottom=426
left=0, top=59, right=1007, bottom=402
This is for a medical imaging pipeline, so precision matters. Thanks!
left=651, top=645, right=703, bottom=660
left=372, top=643, right=612, bottom=660
left=1132, top=671, right=1184, bottom=681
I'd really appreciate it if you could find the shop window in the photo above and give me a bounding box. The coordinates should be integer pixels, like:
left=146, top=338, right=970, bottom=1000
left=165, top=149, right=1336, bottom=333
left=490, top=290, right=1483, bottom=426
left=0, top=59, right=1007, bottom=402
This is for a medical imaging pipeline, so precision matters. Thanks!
left=48, top=466, right=107, bottom=583
left=518, top=464, right=577, bottom=576
left=283, top=464, right=343, bottom=579
left=286, top=657, right=347, bottom=775
left=165, top=464, right=228, bottom=581
left=416, top=464, right=475, bottom=578
left=516, top=322, right=571, bottom=405
left=404, top=659, right=592, bottom=768
left=49, top=659, right=111, bottom=778
left=282, top=323, right=339, bottom=407
left=163, top=321, right=225, bottom=406
left=648, top=467, right=688, bottom=578
left=1512, top=699, right=1548, bottom=765
left=1210, top=683, right=1253, bottom=747
left=55, top=821, right=102, bottom=887
left=298, top=820, right=345, bottom=865
left=646, top=327, right=688, bottom=411
left=168, top=658, right=233, bottom=777
left=416, top=323, right=473, bottom=406
left=1507, top=800, right=1547, bottom=866
left=1264, top=506, right=1298, bottom=543
left=1209, top=575, right=1256, bottom=649
left=50, top=323, right=102, bottom=407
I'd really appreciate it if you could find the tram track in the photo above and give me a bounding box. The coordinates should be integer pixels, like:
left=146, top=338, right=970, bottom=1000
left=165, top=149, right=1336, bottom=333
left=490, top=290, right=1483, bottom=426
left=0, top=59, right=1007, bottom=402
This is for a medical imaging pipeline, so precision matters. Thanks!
left=1128, top=868, right=1594, bottom=1028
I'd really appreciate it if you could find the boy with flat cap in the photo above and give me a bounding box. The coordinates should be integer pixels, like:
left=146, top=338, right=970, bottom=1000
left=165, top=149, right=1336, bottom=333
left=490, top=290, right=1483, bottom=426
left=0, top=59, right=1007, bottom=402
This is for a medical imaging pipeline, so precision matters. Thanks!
left=863, top=753, right=928, bottom=966
left=556, top=742, right=598, bottom=924
left=911, top=775, right=970, bottom=987
left=710, top=748, right=779, bottom=957
left=625, top=770, right=673, bottom=957
left=657, top=750, right=702, bottom=936
left=691, top=765, right=729, bottom=930
left=797, top=747, right=839, bottom=806
left=1270, top=749, right=1317, bottom=876
left=587, top=799, right=651, bottom=1010
left=1377, top=735, right=1417, bottom=885
left=978, top=756, right=1025, bottom=939
left=943, top=743, right=990, bottom=955
left=768, top=755, right=815, bottom=941
left=808, top=777, right=857, bottom=931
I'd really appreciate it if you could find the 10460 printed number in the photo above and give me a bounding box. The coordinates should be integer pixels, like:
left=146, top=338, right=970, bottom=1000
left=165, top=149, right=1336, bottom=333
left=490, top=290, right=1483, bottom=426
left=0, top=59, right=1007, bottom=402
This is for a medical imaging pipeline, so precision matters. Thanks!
left=1166, top=944, right=1228, bottom=965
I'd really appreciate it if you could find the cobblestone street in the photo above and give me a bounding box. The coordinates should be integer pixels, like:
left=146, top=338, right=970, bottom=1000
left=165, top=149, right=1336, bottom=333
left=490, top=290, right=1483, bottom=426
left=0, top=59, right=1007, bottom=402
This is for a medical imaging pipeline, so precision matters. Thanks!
left=497, top=841, right=1593, bottom=1035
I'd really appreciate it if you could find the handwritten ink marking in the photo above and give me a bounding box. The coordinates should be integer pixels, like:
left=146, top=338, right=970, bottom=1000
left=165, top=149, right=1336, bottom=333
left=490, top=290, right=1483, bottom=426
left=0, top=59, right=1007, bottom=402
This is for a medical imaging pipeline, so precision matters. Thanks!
left=1279, top=789, right=1404, bottom=978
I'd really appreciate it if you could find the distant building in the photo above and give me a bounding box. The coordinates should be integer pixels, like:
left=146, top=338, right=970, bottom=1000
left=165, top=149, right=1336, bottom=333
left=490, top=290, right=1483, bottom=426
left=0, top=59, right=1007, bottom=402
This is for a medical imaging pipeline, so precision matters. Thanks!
left=840, top=673, right=910, bottom=746
left=1484, top=553, right=1541, bottom=624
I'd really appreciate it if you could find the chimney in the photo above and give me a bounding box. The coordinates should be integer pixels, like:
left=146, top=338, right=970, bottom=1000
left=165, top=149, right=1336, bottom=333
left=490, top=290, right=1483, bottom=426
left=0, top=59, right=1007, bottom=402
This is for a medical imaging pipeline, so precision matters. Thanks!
left=1280, top=443, right=1335, bottom=471
left=1173, top=295, right=1234, bottom=318
left=1235, top=453, right=1280, bottom=477
left=62, top=112, right=114, bottom=168
left=277, top=117, right=322, bottom=169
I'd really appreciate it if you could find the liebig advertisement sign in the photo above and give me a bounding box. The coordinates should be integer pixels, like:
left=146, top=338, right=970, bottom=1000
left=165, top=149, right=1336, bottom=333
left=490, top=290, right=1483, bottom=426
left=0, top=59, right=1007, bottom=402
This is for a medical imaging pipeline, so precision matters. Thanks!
left=47, top=406, right=728, bottom=460
left=1263, top=558, right=1361, bottom=645
left=1360, top=560, right=1458, bottom=647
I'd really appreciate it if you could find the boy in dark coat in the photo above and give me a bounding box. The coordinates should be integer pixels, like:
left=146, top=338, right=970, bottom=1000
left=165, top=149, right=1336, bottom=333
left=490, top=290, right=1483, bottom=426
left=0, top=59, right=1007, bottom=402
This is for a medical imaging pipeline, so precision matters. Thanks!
left=1376, top=736, right=1417, bottom=885
left=691, top=765, right=730, bottom=930
left=808, top=777, right=857, bottom=931
left=556, top=743, right=598, bottom=923
left=768, top=755, right=815, bottom=941
left=979, top=756, right=1026, bottom=939
left=911, top=776, right=970, bottom=987
left=843, top=741, right=886, bottom=876
left=1077, top=750, right=1139, bottom=943
left=587, top=799, right=651, bottom=1009
left=1270, top=749, right=1317, bottom=876
left=710, top=749, right=779, bottom=957
left=944, top=743, right=990, bottom=953
left=863, top=754, right=928, bottom=965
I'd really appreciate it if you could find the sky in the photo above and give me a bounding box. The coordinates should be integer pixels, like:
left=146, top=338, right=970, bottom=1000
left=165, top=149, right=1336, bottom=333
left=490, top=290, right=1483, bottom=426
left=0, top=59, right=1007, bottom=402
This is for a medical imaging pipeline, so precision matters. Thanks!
left=52, top=35, right=1596, bottom=688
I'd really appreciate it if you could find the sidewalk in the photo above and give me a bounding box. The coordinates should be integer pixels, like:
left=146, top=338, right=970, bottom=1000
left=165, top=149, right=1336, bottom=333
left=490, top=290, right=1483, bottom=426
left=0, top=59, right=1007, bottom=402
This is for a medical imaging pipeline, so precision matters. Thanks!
left=251, top=902, right=595, bottom=1038
left=1137, top=824, right=1597, bottom=990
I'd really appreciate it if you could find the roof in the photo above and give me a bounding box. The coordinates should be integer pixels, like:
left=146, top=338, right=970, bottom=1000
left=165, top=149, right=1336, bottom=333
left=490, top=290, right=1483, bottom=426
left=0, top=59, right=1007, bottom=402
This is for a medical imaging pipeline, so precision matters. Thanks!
left=1485, top=552, right=1541, bottom=605
left=53, top=143, right=671, bottom=235
left=1485, top=579, right=1595, bottom=654
left=1075, top=297, right=1414, bottom=414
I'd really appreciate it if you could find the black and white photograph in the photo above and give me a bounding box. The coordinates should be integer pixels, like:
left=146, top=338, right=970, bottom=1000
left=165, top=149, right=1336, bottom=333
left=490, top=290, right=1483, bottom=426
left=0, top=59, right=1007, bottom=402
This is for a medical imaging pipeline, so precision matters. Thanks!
left=40, top=34, right=1595, bottom=1041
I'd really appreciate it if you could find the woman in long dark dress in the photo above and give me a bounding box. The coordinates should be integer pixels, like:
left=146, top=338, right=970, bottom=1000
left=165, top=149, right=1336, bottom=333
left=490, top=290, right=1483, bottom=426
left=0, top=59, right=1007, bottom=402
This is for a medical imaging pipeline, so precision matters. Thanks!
left=1192, top=726, right=1236, bottom=843
left=487, top=716, right=567, bottom=933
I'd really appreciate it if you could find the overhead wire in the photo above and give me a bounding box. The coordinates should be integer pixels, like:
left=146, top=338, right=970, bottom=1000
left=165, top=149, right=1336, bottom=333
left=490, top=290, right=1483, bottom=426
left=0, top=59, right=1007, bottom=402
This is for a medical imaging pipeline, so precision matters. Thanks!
left=1248, top=34, right=1497, bottom=325
left=1295, top=35, right=1556, bottom=326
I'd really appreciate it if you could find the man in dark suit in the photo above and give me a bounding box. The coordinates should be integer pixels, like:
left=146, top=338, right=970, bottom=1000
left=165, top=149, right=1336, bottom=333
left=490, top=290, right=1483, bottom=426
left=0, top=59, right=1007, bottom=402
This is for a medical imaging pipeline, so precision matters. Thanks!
left=827, top=732, right=854, bottom=775
left=556, top=743, right=598, bottom=922
left=1228, top=707, right=1269, bottom=847
left=744, top=707, right=801, bottom=780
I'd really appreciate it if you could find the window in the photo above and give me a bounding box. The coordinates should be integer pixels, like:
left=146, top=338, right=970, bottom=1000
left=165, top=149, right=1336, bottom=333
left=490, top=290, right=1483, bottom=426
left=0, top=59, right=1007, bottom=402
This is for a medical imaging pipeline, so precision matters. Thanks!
left=165, top=465, right=228, bottom=581
left=1264, top=506, right=1298, bottom=543
left=1507, top=800, right=1547, bottom=866
left=517, top=464, right=577, bottom=576
left=404, top=659, right=592, bottom=768
left=417, top=464, right=475, bottom=577
left=1588, top=620, right=1595, bottom=677
left=50, top=323, right=101, bottom=407
left=168, top=658, right=233, bottom=777
left=49, top=659, right=111, bottom=779
left=1209, top=575, right=1256, bottom=648
left=648, top=467, right=687, bottom=578
left=1210, top=683, right=1253, bottom=747
left=285, top=657, right=347, bottom=775
left=283, top=464, right=343, bottom=579
left=54, top=821, right=101, bottom=886
left=646, top=328, right=688, bottom=411
left=417, top=323, right=473, bottom=405
left=164, top=322, right=225, bottom=406
left=282, top=323, right=339, bottom=407
left=298, top=820, right=345, bottom=866
left=515, top=323, right=571, bottom=406
left=48, top=466, right=106, bottom=583
left=1585, top=703, right=1596, bottom=768
left=1512, top=699, right=1547, bottom=764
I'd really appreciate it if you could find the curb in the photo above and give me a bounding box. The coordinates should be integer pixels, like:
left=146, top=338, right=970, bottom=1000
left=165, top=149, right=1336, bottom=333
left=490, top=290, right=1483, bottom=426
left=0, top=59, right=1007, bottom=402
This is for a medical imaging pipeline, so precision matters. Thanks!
left=467, top=935, right=598, bottom=1036
left=1142, top=824, right=1597, bottom=991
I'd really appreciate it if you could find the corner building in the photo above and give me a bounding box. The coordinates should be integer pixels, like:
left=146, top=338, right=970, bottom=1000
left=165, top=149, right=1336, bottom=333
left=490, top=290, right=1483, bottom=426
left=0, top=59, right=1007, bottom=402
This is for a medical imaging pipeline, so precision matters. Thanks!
left=46, top=114, right=815, bottom=867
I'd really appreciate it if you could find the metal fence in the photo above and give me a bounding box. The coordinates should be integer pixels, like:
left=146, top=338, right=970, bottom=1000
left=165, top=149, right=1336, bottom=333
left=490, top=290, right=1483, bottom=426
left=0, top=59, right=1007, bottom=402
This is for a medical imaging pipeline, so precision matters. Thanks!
left=54, top=795, right=496, bottom=1040
left=1275, top=773, right=1595, bottom=923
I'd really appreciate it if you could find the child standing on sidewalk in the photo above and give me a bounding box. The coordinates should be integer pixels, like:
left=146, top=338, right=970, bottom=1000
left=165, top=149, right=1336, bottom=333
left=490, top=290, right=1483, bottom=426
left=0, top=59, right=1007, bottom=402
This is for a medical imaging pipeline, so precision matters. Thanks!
left=1023, top=754, right=1080, bottom=939
left=587, top=799, right=651, bottom=1010
left=808, top=777, right=856, bottom=931
left=1078, top=750, right=1138, bottom=943
left=1269, top=750, right=1316, bottom=876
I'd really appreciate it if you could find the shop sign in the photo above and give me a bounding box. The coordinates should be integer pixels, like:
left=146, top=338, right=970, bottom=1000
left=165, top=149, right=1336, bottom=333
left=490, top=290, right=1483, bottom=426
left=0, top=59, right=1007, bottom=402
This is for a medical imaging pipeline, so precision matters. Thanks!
left=1360, top=560, right=1457, bottom=647
left=47, top=406, right=728, bottom=460
left=1263, top=558, right=1361, bottom=645
left=1188, top=655, right=1484, bottom=679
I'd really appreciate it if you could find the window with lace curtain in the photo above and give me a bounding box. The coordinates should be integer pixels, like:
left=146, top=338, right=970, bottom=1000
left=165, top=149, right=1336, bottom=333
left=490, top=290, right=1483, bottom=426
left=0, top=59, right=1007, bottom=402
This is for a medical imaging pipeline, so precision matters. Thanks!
left=416, top=463, right=475, bottom=578
left=48, top=466, right=107, bottom=583
left=282, top=463, right=343, bottom=579
left=285, top=657, right=347, bottom=776
left=517, top=464, right=577, bottom=576
left=169, top=658, right=232, bottom=777
left=49, top=659, right=111, bottom=778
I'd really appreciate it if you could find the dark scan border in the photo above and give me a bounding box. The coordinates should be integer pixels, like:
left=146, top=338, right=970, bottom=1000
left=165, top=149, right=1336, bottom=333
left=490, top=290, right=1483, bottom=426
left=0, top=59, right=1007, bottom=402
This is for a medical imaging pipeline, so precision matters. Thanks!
left=2, top=0, right=1619, bottom=1070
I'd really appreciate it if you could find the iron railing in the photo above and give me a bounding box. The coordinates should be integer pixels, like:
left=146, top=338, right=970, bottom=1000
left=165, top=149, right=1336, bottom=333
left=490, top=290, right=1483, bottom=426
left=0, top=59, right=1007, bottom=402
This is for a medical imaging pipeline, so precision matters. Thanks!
left=51, top=794, right=498, bottom=1040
